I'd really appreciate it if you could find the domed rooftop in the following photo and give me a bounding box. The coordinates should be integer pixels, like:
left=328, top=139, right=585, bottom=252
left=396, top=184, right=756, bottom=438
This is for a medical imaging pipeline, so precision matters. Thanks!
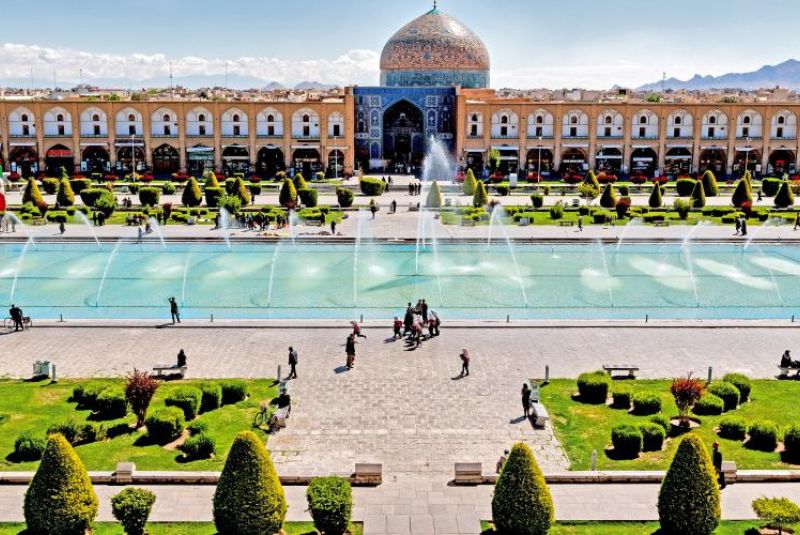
left=380, top=7, right=490, bottom=89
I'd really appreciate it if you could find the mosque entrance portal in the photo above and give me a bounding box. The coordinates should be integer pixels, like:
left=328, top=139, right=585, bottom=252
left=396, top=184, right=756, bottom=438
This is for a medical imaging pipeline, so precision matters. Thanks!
left=383, top=100, right=424, bottom=170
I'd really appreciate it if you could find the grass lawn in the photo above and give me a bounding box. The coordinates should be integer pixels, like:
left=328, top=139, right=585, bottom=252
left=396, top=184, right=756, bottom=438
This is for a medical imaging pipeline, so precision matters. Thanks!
left=0, top=522, right=362, bottom=535
left=540, top=379, right=800, bottom=471
left=0, top=379, right=276, bottom=472
left=481, top=520, right=766, bottom=534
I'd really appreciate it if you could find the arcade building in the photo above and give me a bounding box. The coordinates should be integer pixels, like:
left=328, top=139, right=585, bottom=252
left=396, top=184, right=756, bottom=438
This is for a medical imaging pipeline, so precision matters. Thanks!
left=0, top=6, right=799, bottom=180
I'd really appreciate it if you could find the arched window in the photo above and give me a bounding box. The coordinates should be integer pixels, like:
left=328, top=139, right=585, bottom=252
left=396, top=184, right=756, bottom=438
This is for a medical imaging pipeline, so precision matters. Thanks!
left=303, top=114, right=310, bottom=123
left=21, top=114, right=28, bottom=122
left=535, top=115, right=542, bottom=124
left=199, top=114, right=206, bottom=122
left=639, top=116, right=647, bottom=124
left=163, top=114, right=170, bottom=122
left=675, top=116, right=682, bottom=125
left=92, top=114, right=100, bottom=122
left=128, top=114, right=136, bottom=122
left=779, top=116, right=786, bottom=125
left=571, top=116, right=578, bottom=124
left=709, top=116, right=716, bottom=124
left=57, top=114, right=64, bottom=122
left=605, top=115, right=613, bottom=124
left=268, top=114, right=275, bottom=122
left=743, top=116, right=751, bottom=124
left=501, top=115, right=508, bottom=124
left=233, top=114, right=240, bottom=122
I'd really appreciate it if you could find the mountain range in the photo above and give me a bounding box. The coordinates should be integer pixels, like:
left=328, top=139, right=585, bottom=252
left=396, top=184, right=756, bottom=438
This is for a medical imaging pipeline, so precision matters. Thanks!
left=0, top=74, right=338, bottom=91
left=638, top=59, right=800, bottom=91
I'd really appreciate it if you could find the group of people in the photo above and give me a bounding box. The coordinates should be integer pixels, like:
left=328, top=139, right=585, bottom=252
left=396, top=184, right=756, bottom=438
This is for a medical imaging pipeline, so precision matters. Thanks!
left=7, top=304, right=25, bottom=332
left=120, top=197, right=135, bottom=209
left=379, top=176, right=393, bottom=192
left=407, top=182, right=424, bottom=196
left=394, top=299, right=440, bottom=348
left=0, top=213, right=16, bottom=233
left=780, top=349, right=800, bottom=369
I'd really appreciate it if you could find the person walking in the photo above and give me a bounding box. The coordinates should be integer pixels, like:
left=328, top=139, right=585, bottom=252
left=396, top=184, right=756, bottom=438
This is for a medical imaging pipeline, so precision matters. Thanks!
left=331, top=219, right=337, bottom=235
left=137, top=226, right=143, bottom=244
left=795, top=212, right=800, bottom=231
left=59, top=221, right=66, bottom=235
left=391, top=199, right=397, bottom=214
left=345, top=334, right=356, bottom=369
left=522, top=383, right=532, bottom=418
left=421, top=299, right=429, bottom=325
left=393, top=316, right=403, bottom=340
left=169, top=297, right=180, bottom=324
left=741, top=217, right=748, bottom=237
left=734, top=218, right=741, bottom=235
left=287, top=346, right=298, bottom=379
left=459, top=349, right=470, bottom=377
left=370, top=203, right=377, bottom=219
left=352, top=320, right=367, bottom=339
left=9, top=304, right=23, bottom=332
left=403, top=303, right=414, bottom=336
left=712, top=442, right=725, bottom=488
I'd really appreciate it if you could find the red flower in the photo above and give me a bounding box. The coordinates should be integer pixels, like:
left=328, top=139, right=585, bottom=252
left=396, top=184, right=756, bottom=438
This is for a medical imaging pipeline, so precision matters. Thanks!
left=8, top=172, right=21, bottom=182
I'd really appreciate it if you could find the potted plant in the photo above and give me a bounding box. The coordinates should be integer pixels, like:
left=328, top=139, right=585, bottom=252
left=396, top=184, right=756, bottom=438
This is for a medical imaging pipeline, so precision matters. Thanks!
left=671, top=374, right=705, bottom=428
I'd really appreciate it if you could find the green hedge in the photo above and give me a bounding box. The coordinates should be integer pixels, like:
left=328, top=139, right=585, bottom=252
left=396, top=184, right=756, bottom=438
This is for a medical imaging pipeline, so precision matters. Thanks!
left=306, top=477, right=353, bottom=535
left=639, top=422, right=666, bottom=451
left=145, top=407, right=186, bottom=444
left=221, top=380, right=248, bottom=404
left=96, top=387, right=128, bottom=419
left=298, top=188, right=319, bottom=208
left=359, top=177, right=385, bottom=196
left=783, top=425, right=800, bottom=460
left=80, top=187, right=115, bottom=208
left=762, top=177, right=782, bottom=197
left=632, top=392, right=662, bottom=415
left=721, top=373, right=751, bottom=403
left=165, top=386, right=202, bottom=420
left=708, top=381, right=740, bottom=412
left=611, top=384, right=632, bottom=409
left=718, top=416, right=747, bottom=441
left=14, top=431, right=46, bottom=461
left=181, top=433, right=216, bottom=460
left=675, top=178, right=697, bottom=197
left=336, top=187, right=354, bottom=208
left=693, top=393, right=724, bottom=416
left=200, top=383, right=223, bottom=413
left=576, top=371, right=611, bottom=404
left=748, top=421, right=779, bottom=451
left=611, top=424, right=643, bottom=457
left=111, top=487, right=156, bottom=535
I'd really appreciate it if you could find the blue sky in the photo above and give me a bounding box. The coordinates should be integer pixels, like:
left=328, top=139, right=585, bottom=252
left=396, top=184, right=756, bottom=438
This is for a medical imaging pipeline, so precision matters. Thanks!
left=1, top=0, right=799, bottom=88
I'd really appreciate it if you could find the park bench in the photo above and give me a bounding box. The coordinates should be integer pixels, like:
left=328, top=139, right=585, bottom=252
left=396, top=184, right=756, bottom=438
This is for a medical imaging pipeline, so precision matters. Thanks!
left=559, top=220, right=575, bottom=227
left=530, top=400, right=550, bottom=428
left=152, top=364, right=187, bottom=379
left=721, top=460, right=737, bottom=484
left=31, top=218, right=46, bottom=226
left=571, top=198, right=580, bottom=207
left=305, top=219, right=324, bottom=227
left=454, top=462, right=483, bottom=485
left=603, top=364, right=639, bottom=378
left=654, top=221, right=670, bottom=227
left=778, top=365, right=800, bottom=378
left=352, top=463, right=383, bottom=486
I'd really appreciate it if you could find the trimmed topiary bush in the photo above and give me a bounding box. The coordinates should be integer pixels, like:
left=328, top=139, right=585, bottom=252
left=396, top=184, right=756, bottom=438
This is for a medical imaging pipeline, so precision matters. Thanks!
left=690, top=179, right=706, bottom=208
left=221, top=380, right=248, bottom=405
left=200, top=383, right=223, bottom=413
left=708, top=381, right=740, bottom=412
left=359, top=177, right=385, bottom=196
left=676, top=178, right=697, bottom=197
left=576, top=371, right=611, bottom=404
left=473, top=181, right=489, bottom=207
left=752, top=496, right=800, bottom=535
left=234, top=178, right=251, bottom=206
left=279, top=178, right=298, bottom=208
left=639, top=422, right=666, bottom=451
left=783, top=425, right=800, bottom=460
left=138, top=187, right=161, bottom=207
left=748, top=420, right=779, bottom=451
left=181, top=433, right=216, bottom=460
left=182, top=177, right=203, bottom=207
left=491, top=441, right=554, bottom=535
left=145, top=407, right=185, bottom=444
left=650, top=414, right=671, bottom=433
left=24, top=434, right=99, bottom=535
left=56, top=179, right=75, bottom=207
left=47, top=418, right=85, bottom=446
left=774, top=180, right=795, bottom=208
left=632, top=392, right=662, bottom=415
left=701, top=170, right=719, bottom=197
left=611, top=424, right=643, bottom=457
left=722, top=373, right=752, bottom=403
left=336, top=187, right=354, bottom=208
left=693, top=393, right=724, bottom=416
left=731, top=179, right=752, bottom=207
left=531, top=194, right=544, bottom=208
left=658, top=434, right=721, bottom=535
left=95, top=387, right=128, bottom=419
left=111, top=487, right=156, bottom=535
left=463, top=169, right=478, bottom=196
left=205, top=187, right=223, bottom=208
left=306, top=476, right=353, bottom=535
left=165, top=386, right=202, bottom=420
left=718, top=416, right=747, bottom=441
left=214, top=431, right=287, bottom=535
left=612, top=384, right=632, bottom=409
left=22, top=178, right=44, bottom=206
left=599, top=184, right=617, bottom=208
left=298, top=188, right=318, bottom=208
left=293, top=172, right=308, bottom=191
left=187, top=420, right=209, bottom=435
left=14, top=431, right=46, bottom=461
left=426, top=181, right=443, bottom=208
left=648, top=183, right=663, bottom=208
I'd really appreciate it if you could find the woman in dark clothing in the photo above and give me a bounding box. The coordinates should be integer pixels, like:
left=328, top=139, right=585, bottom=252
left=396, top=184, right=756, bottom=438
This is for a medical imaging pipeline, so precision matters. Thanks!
left=522, top=383, right=531, bottom=417
left=346, top=334, right=356, bottom=369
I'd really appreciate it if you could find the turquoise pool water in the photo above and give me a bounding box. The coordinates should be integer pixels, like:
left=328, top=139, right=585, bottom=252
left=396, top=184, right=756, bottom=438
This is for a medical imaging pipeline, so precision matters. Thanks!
left=1, top=241, right=799, bottom=320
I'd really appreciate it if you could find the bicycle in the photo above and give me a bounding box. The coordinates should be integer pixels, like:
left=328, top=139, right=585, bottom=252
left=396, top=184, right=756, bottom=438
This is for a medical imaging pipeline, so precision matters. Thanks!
left=252, top=401, right=274, bottom=429
left=4, top=316, right=32, bottom=331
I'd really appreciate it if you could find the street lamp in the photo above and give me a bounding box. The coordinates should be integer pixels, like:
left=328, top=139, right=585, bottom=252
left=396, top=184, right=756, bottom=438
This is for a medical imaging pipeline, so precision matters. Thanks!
left=537, top=135, right=542, bottom=194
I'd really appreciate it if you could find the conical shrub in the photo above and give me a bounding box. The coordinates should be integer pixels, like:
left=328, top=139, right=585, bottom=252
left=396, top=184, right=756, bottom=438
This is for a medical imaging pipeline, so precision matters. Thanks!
left=599, top=184, right=617, bottom=208
left=491, top=442, right=554, bottom=535
left=182, top=177, right=203, bottom=207
left=742, top=170, right=752, bottom=184
left=648, top=183, right=663, bottom=208
left=234, top=178, right=251, bottom=206
left=690, top=180, right=706, bottom=208
left=203, top=170, right=219, bottom=189
left=473, top=180, right=488, bottom=207
left=463, top=169, right=478, bottom=196
left=56, top=178, right=75, bottom=207
left=22, top=178, right=44, bottom=205
left=774, top=180, right=795, bottom=208
left=24, top=433, right=98, bottom=535
left=279, top=178, right=298, bottom=208
left=658, top=434, right=720, bottom=535
left=701, top=170, right=719, bottom=197
left=731, top=178, right=752, bottom=208
left=293, top=172, right=308, bottom=191
left=426, top=181, right=443, bottom=208
left=213, top=431, right=287, bottom=535
left=585, top=170, right=600, bottom=188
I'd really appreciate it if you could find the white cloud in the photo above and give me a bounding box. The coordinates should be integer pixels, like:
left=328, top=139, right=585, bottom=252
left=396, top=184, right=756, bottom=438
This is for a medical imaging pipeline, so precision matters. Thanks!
left=0, top=43, right=381, bottom=86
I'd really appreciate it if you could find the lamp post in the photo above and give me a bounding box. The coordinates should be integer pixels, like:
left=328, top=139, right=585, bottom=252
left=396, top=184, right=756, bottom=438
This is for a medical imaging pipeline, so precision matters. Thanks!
left=537, top=136, right=542, bottom=194
left=130, top=134, right=136, bottom=177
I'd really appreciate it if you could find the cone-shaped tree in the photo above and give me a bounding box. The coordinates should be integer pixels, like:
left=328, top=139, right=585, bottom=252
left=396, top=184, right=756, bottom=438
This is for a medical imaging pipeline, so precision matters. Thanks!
left=426, top=181, right=443, bottom=208
left=648, top=183, right=663, bottom=208
left=463, top=169, right=478, bottom=196
left=213, top=431, right=287, bottom=535
left=599, top=184, right=617, bottom=208
left=774, top=180, right=795, bottom=208
left=22, top=178, right=44, bottom=205
left=690, top=180, right=707, bottom=208
left=279, top=178, right=298, bottom=209
left=742, top=169, right=752, bottom=184
left=585, top=170, right=600, bottom=188
left=701, top=170, right=719, bottom=197
left=56, top=178, right=75, bottom=207
left=234, top=177, right=251, bottom=206
left=731, top=178, right=753, bottom=208
left=203, top=170, right=219, bottom=189
left=473, top=180, right=488, bottom=207
left=24, top=433, right=98, bottom=535
left=182, top=177, right=203, bottom=207
left=293, top=172, right=308, bottom=191
left=658, top=434, right=720, bottom=535
left=492, top=442, right=554, bottom=535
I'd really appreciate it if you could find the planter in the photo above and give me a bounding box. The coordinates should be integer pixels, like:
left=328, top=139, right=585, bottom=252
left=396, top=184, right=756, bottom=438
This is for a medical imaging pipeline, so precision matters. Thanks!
left=670, top=416, right=701, bottom=435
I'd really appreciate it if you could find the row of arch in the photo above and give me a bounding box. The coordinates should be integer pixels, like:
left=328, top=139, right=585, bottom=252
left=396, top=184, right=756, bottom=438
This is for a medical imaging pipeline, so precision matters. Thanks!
left=467, top=109, right=799, bottom=140
left=7, top=143, right=347, bottom=179
left=5, top=107, right=345, bottom=139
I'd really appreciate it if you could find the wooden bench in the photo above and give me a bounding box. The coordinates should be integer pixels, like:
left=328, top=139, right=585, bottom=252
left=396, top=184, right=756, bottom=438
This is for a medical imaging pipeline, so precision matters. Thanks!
left=778, top=366, right=800, bottom=378
left=559, top=221, right=575, bottom=227
left=603, top=364, right=639, bottom=378
left=653, top=221, right=670, bottom=227
left=454, top=462, right=483, bottom=485
left=721, top=460, right=737, bottom=484
left=352, top=463, right=382, bottom=486
left=153, top=365, right=187, bottom=379
left=530, top=401, right=550, bottom=427
left=31, top=218, right=47, bottom=226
